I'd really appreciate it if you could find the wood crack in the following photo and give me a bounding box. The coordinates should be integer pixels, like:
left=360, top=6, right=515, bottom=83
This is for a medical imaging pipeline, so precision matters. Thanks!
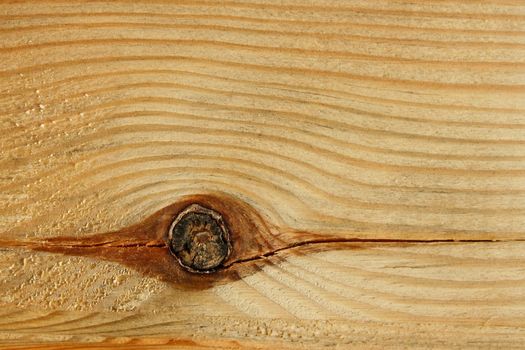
left=222, top=237, right=525, bottom=268
left=1, top=236, right=523, bottom=254
left=2, top=236, right=522, bottom=247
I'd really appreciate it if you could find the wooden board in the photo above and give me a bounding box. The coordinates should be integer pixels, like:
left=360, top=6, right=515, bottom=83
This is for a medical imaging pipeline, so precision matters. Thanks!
left=1, top=1, right=524, bottom=348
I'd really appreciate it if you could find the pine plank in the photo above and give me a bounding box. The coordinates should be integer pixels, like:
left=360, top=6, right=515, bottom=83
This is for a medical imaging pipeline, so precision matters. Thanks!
left=1, top=1, right=524, bottom=348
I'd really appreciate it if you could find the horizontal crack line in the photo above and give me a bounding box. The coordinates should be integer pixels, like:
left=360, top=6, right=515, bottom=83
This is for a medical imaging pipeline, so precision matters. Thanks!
left=0, top=237, right=524, bottom=272
left=0, top=239, right=167, bottom=249
left=0, top=237, right=523, bottom=251
left=221, top=237, right=525, bottom=268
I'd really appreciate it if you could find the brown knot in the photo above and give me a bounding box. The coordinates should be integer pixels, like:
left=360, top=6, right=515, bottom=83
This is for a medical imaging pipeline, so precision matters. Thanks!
left=168, top=204, right=231, bottom=273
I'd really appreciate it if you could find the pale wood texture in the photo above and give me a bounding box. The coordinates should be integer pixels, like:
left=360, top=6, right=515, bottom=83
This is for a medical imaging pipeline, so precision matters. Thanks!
left=1, top=0, right=525, bottom=348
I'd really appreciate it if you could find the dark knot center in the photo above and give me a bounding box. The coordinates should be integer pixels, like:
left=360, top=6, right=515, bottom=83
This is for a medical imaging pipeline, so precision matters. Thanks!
left=168, top=204, right=231, bottom=273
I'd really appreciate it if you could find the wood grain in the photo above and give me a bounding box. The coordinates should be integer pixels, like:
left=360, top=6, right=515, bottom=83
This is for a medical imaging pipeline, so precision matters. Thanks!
left=1, top=0, right=524, bottom=348
left=1, top=242, right=525, bottom=348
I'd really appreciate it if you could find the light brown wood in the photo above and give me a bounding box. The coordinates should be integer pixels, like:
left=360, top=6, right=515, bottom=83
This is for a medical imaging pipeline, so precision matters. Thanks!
left=1, top=0, right=525, bottom=348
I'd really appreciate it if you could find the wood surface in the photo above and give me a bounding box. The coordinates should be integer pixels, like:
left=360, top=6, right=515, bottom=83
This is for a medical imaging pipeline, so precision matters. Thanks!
left=1, top=0, right=525, bottom=348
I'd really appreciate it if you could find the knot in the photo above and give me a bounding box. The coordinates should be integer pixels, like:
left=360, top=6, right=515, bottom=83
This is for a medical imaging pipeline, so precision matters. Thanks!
left=168, top=204, right=231, bottom=273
